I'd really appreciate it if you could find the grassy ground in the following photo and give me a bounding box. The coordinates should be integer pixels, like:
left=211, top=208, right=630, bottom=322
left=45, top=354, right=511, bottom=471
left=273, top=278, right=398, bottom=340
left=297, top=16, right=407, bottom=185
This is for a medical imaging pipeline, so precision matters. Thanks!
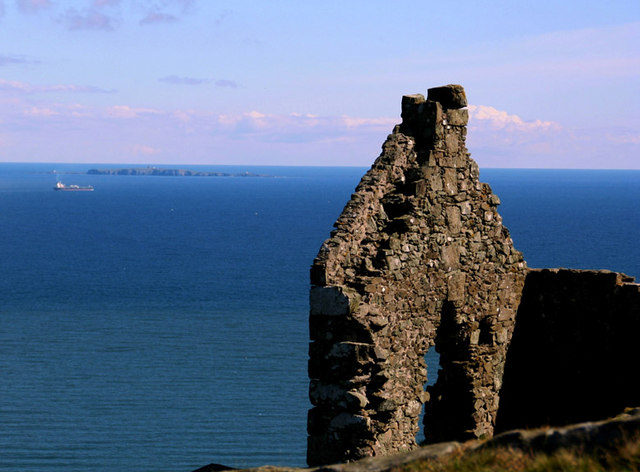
left=393, top=435, right=640, bottom=472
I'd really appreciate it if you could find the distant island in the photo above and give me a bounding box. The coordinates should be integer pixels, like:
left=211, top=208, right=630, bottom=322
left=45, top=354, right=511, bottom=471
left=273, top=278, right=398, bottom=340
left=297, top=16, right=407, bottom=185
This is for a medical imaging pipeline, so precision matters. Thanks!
left=86, top=167, right=271, bottom=177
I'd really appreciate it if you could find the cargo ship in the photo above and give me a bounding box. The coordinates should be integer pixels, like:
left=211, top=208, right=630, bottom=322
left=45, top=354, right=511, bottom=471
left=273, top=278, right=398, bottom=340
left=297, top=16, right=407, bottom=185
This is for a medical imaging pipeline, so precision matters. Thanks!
left=54, top=181, right=94, bottom=191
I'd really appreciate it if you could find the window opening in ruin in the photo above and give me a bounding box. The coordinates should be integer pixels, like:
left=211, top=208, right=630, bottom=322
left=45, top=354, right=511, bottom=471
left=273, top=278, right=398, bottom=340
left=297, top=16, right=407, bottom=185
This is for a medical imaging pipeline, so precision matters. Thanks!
left=478, top=318, right=493, bottom=345
left=416, top=346, right=441, bottom=444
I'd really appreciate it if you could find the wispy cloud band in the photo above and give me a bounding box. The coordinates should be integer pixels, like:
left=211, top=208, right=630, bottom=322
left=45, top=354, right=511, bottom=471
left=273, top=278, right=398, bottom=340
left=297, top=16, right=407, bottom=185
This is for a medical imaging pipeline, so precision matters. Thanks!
left=0, top=54, right=34, bottom=66
left=16, top=0, right=52, bottom=14
left=61, top=7, right=119, bottom=31
left=139, top=11, right=177, bottom=25
left=158, top=75, right=238, bottom=87
left=0, top=78, right=115, bottom=93
left=1, top=96, right=638, bottom=167
left=9, top=0, right=203, bottom=30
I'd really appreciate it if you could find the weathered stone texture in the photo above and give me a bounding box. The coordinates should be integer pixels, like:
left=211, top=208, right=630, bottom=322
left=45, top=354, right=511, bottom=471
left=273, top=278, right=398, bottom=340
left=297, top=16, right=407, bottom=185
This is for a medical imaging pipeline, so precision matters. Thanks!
left=307, top=84, right=527, bottom=466
left=496, top=269, right=640, bottom=433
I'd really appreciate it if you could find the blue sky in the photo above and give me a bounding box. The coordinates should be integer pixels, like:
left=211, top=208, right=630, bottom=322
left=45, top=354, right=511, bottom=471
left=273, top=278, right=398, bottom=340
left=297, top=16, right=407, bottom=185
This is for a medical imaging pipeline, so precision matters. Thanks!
left=0, top=0, right=638, bottom=167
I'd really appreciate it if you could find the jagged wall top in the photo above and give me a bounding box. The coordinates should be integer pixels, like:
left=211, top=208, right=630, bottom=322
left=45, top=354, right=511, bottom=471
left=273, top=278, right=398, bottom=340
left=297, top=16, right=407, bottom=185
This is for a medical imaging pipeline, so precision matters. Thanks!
left=311, top=85, right=480, bottom=289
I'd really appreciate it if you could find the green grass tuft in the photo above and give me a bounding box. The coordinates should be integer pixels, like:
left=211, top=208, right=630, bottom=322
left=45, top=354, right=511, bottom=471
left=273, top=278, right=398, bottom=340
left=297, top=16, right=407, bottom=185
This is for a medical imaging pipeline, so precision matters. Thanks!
left=394, top=434, right=640, bottom=472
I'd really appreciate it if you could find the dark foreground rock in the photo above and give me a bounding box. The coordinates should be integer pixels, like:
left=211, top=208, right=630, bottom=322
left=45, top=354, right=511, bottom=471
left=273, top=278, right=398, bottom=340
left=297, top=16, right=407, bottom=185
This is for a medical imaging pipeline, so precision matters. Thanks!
left=480, top=406, right=640, bottom=455
left=192, top=442, right=460, bottom=472
left=192, top=408, right=640, bottom=472
left=192, top=464, right=237, bottom=472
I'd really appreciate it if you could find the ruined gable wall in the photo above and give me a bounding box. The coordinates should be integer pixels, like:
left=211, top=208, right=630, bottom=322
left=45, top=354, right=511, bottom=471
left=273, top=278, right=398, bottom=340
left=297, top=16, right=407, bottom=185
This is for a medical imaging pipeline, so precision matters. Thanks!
left=307, top=85, right=528, bottom=466
left=496, top=268, right=640, bottom=432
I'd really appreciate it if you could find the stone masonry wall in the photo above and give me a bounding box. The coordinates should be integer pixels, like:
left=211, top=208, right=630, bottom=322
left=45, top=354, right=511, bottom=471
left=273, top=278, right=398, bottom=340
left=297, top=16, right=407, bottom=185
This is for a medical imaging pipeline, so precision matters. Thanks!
left=496, top=268, right=640, bottom=433
left=307, top=85, right=528, bottom=466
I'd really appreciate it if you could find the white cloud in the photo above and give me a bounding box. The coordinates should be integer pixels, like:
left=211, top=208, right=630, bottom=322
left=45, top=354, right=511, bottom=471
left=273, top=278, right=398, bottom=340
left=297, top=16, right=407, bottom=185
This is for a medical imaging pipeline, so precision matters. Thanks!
left=158, top=75, right=239, bottom=87
left=172, top=109, right=193, bottom=123
left=23, top=106, right=59, bottom=117
left=159, top=75, right=207, bottom=84
left=66, top=103, right=93, bottom=117
left=16, top=0, right=52, bottom=14
left=468, top=105, right=560, bottom=132
left=107, top=105, right=163, bottom=118
left=139, top=11, right=176, bottom=25
left=93, top=0, right=120, bottom=7
left=0, top=78, right=31, bottom=92
left=0, top=78, right=114, bottom=93
left=342, top=116, right=397, bottom=128
left=464, top=104, right=640, bottom=168
left=214, top=79, right=237, bottom=88
left=603, top=130, right=640, bottom=145
left=138, top=0, right=198, bottom=25
left=208, top=110, right=397, bottom=144
left=10, top=0, right=198, bottom=29
left=132, top=144, right=160, bottom=155
left=1, top=96, right=638, bottom=168
left=466, top=104, right=565, bottom=163
left=61, top=7, right=119, bottom=31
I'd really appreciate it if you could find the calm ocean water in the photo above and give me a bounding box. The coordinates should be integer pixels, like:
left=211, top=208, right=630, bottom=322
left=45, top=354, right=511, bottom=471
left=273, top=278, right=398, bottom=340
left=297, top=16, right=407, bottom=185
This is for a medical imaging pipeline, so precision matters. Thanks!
left=1, top=163, right=639, bottom=471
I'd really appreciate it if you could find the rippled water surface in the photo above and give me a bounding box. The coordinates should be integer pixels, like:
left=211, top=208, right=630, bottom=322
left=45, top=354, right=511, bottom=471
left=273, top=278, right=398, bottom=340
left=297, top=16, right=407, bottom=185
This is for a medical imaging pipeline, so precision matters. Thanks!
left=1, top=164, right=638, bottom=471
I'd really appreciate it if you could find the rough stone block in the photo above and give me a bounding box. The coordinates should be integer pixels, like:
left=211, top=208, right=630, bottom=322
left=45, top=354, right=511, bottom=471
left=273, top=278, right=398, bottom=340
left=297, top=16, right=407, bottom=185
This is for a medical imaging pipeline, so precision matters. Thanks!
left=447, top=108, right=469, bottom=126
left=310, top=380, right=346, bottom=405
left=310, top=286, right=356, bottom=316
left=428, top=172, right=443, bottom=192
left=414, top=179, right=428, bottom=197
left=309, top=342, right=372, bottom=380
left=443, top=168, right=458, bottom=195
left=446, top=206, right=462, bottom=234
left=427, top=84, right=468, bottom=109
left=401, top=94, right=426, bottom=120
left=329, top=412, right=371, bottom=431
left=445, top=133, right=460, bottom=154
left=346, top=391, right=369, bottom=409
left=328, top=341, right=373, bottom=361
left=447, top=271, right=466, bottom=301
left=441, top=245, right=460, bottom=269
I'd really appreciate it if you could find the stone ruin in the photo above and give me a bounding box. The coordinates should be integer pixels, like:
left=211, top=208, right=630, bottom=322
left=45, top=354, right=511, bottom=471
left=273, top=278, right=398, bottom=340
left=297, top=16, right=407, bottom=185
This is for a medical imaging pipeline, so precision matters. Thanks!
left=307, top=85, right=640, bottom=466
left=307, top=85, right=527, bottom=464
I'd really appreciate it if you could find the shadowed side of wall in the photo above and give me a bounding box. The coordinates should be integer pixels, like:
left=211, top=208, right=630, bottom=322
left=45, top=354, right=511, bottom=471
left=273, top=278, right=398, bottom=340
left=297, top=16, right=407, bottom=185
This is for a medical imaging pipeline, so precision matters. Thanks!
left=307, top=85, right=528, bottom=466
left=496, top=268, right=640, bottom=433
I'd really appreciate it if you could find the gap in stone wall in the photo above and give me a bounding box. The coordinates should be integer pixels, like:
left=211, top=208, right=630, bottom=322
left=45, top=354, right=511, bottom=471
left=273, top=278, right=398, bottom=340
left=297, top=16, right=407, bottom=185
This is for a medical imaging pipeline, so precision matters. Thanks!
left=416, top=347, right=441, bottom=444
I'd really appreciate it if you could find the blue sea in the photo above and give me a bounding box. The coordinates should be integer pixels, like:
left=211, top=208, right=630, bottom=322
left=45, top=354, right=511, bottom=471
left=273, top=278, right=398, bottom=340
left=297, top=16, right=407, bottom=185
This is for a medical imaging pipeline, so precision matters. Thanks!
left=1, top=163, right=639, bottom=472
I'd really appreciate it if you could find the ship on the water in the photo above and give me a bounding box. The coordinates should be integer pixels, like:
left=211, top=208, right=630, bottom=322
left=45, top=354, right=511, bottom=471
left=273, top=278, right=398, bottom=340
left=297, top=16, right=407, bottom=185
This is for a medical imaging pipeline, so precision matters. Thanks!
left=54, top=181, right=94, bottom=191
